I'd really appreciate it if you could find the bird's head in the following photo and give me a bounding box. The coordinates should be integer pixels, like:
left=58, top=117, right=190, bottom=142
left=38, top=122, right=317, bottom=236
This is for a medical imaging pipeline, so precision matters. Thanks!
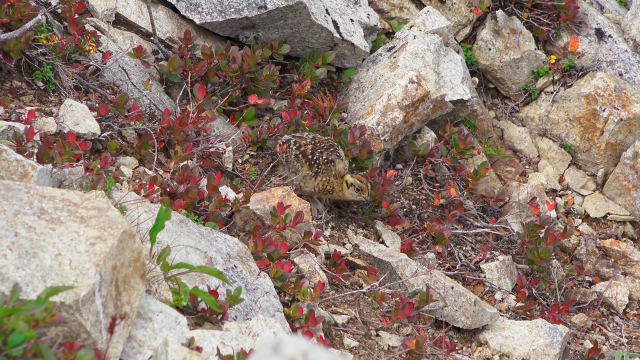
left=342, top=174, right=370, bottom=201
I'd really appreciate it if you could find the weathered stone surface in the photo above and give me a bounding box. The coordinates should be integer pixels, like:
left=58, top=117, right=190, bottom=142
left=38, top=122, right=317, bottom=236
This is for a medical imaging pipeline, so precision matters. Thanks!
left=496, top=120, right=538, bottom=158
left=154, top=340, right=205, bottom=360
left=116, top=191, right=290, bottom=331
left=33, top=115, right=58, bottom=135
left=351, top=234, right=499, bottom=329
left=0, top=120, right=28, bottom=142
left=250, top=334, right=352, bottom=360
left=518, top=71, right=640, bottom=174
left=623, top=0, right=640, bottom=51
left=549, top=1, right=640, bottom=87
left=592, top=280, right=629, bottom=313
left=480, top=255, right=518, bottom=291
left=0, top=144, right=57, bottom=186
left=375, top=220, right=402, bottom=251
left=345, top=7, right=475, bottom=152
left=564, top=166, right=597, bottom=196
left=500, top=173, right=553, bottom=231
left=88, top=25, right=177, bottom=114
left=291, top=249, right=329, bottom=286
left=57, top=99, right=101, bottom=138
left=249, top=186, right=312, bottom=223
left=419, top=0, right=474, bottom=41
left=88, top=0, right=224, bottom=50
left=459, top=146, right=503, bottom=198
left=167, top=0, right=379, bottom=68
left=0, top=181, right=146, bottom=360
left=535, top=136, right=572, bottom=191
left=478, top=317, right=570, bottom=360
left=121, top=294, right=190, bottom=360
left=474, top=10, right=546, bottom=99
left=599, top=238, right=640, bottom=278
left=583, top=192, right=631, bottom=218
left=603, top=141, right=640, bottom=218
left=370, top=0, right=420, bottom=23
left=189, top=315, right=289, bottom=358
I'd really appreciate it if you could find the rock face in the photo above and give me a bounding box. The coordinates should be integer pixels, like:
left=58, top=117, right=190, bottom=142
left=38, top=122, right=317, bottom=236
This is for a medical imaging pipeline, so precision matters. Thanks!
left=474, top=10, right=546, bottom=99
left=583, top=192, right=631, bottom=218
left=166, top=0, right=379, bottom=68
left=478, top=317, right=570, bottom=360
left=345, top=7, right=476, bottom=152
left=0, top=144, right=56, bottom=186
left=370, top=0, right=420, bottom=23
left=551, top=1, right=640, bottom=87
left=419, top=0, right=474, bottom=41
left=496, top=120, right=538, bottom=158
left=88, top=24, right=177, bottom=113
left=518, top=71, right=640, bottom=174
left=603, top=141, right=640, bottom=218
left=480, top=255, right=518, bottom=291
left=0, top=181, right=146, bottom=360
left=56, top=99, right=101, bottom=138
left=624, top=0, right=640, bottom=51
left=189, top=315, right=290, bottom=358
left=250, top=334, right=351, bottom=360
left=121, top=294, right=190, bottom=360
left=352, top=234, right=499, bottom=329
left=88, top=0, right=224, bottom=50
left=116, top=192, right=290, bottom=331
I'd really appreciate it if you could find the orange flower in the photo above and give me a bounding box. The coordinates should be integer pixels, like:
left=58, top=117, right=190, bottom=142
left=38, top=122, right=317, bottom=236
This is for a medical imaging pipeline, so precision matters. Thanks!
left=569, top=37, right=580, bottom=52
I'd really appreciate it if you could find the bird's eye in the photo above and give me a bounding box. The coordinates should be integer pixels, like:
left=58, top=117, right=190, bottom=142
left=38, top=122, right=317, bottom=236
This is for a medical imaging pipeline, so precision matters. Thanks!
left=355, top=187, right=361, bottom=193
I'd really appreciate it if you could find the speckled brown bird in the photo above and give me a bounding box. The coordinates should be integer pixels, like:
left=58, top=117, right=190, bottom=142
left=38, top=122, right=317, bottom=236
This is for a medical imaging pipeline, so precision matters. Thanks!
left=277, top=132, right=370, bottom=202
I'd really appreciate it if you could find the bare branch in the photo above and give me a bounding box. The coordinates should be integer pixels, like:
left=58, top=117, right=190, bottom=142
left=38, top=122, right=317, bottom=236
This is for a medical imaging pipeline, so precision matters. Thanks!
left=0, top=11, right=46, bottom=44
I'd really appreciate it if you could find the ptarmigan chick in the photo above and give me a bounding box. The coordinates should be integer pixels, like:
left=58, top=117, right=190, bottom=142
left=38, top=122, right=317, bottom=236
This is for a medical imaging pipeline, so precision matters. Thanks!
left=277, top=132, right=370, bottom=202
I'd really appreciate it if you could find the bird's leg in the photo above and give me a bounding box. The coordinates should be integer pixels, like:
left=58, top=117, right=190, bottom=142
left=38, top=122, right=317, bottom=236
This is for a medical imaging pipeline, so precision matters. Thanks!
left=309, top=196, right=326, bottom=218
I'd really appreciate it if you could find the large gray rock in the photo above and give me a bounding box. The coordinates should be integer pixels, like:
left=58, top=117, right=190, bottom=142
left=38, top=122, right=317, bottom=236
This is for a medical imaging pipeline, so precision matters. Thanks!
left=351, top=234, right=499, bottom=329
left=474, top=10, right=546, bottom=99
left=121, top=294, right=190, bottom=360
left=0, top=144, right=57, bottom=186
left=549, top=1, right=640, bottom=87
left=624, top=0, right=640, bottom=51
left=534, top=136, right=572, bottom=191
left=87, top=0, right=224, bottom=50
left=603, top=141, right=640, bottom=218
left=88, top=25, right=177, bottom=114
left=478, top=317, right=570, bottom=360
left=517, top=71, right=640, bottom=174
left=345, top=6, right=476, bottom=152
left=116, top=191, right=290, bottom=331
left=250, top=334, right=351, bottom=360
left=0, top=181, right=146, bottom=360
left=419, top=0, right=475, bottom=41
left=57, top=99, right=101, bottom=138
left=370, top=0, right=420, bottom=23
left=189, top=315, right=290, bottom=358
left=167, top=0, right=379, bottom=68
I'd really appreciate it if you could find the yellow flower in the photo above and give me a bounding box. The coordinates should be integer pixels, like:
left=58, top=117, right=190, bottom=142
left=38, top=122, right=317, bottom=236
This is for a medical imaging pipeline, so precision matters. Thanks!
left=86, top=40, right=97, bottom=54
left=549, top=55, right=557, bottom=64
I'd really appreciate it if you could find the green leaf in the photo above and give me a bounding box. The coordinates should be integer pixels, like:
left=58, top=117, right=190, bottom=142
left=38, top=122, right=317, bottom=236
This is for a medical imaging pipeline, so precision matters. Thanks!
left=189, top=288, right=223, bottom=312
left=191, top=266, right=230, bottom=284
left=156, top=246, right=171, bottom=265
left=283, top=212, right=292, bottom=226
left=35, top=343, right=55, bottom=360
left=205, top=222, right=219, bottom=230
left=35, top=285, right=74, bottom=306
left=342, top=69, right=357, bottom=78
left=73, top=348, right=96, bottom=360
left=242, top=106, right=256, bottom=125
left=149, top=205, right=172, bottom=252
left=0, top=308, right=22, bottom=318
left=8, top=332, right=27, bottom=349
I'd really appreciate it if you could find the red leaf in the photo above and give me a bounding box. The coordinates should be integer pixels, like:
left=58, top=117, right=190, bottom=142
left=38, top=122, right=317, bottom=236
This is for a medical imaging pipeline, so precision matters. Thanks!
left=131, top=103, right=140, bottom=112
left=26, top=125, right=35, bottom=143
left=79, top=141, right=91, bottom=152
left=102, top=50, right=112, bottom=64
left=195, top=83, right=206, bottom=102
left=24, top=110, right=36, bottom=125
left=248, top=94, right=268, bottom=105
left=66, top=132, right=77, bottom=145
left=214, top=170, right=222, bottom=186
left=546, top=200, right=556, bottom=211
left=97, top=105, right=111, bottom=117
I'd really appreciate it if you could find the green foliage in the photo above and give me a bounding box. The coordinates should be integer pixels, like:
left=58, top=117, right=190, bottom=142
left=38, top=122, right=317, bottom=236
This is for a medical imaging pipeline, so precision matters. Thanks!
left=520, top=83, right=541, bottom=100
left=561, top=59, right=576, bottom=72
left=616, top=0, right=628, bottom=6
left=615, top=350, right=640, bottom=360
left=388, top=20, right=405, bottom=33
left=461, top=117, right=478, bottom=135
left=460, top=43, right=477, bottom=69
left=0, top=284, right=73, bottom=359
left=480, top=140, right=511, bottom=159
left=533, top=66, right=552, bottom=81
left=561, top=143, right=576, bottom=155
left=104, top=176, right=116, bottom=195
left=32, top=64, right=58, bottom=92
